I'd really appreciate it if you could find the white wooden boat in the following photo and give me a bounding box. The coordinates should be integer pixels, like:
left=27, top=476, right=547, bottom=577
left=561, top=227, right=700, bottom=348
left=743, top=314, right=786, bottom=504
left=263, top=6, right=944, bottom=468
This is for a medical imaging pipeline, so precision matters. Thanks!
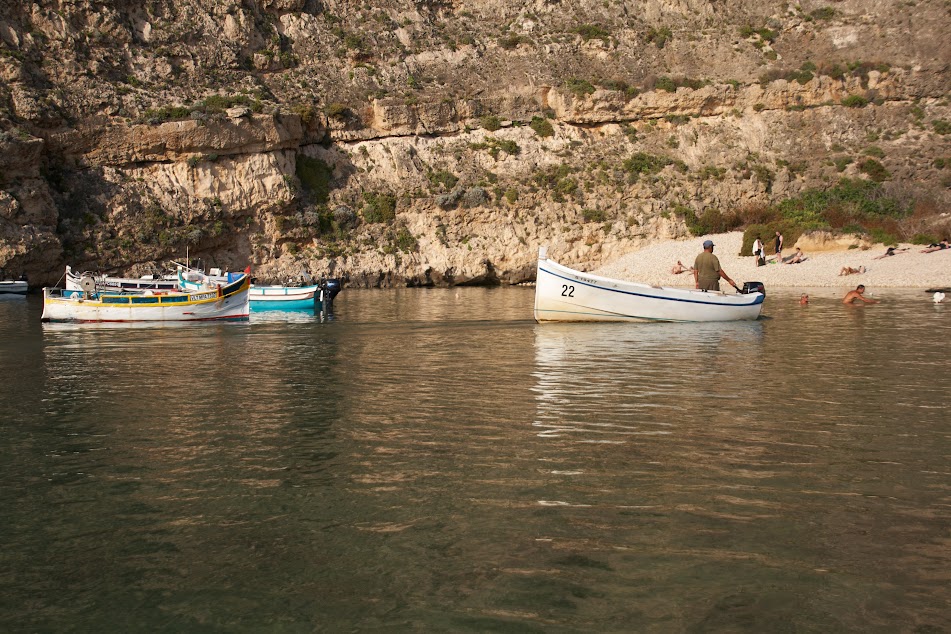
left=0, top=280, right=28, bottom=295
left=533, top=246, right=764, bottom=322
left=41, top=274, right=250, bottom=322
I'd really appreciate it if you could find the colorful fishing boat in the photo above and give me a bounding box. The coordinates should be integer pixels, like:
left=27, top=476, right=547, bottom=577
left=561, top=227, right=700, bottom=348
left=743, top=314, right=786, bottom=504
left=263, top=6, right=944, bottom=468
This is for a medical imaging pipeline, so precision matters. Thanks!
left=178, top=269, right=341, bottom=311
left=42, top=274, right=250, bottom=322
left=534, top=246, right=765, bottom=322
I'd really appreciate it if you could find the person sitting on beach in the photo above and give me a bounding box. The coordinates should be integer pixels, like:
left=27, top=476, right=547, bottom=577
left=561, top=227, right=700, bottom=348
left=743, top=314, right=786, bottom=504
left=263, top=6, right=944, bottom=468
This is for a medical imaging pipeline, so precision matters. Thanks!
left=783, top=247, right=806, bottom=264
left=873, top=246, right=909, bottom=259
left=920, top=240, right=950, bottom=253
left=670, top=260, right=693, bottom=274
left=843, top=284, right=879, bottom=304
left=839, top=265, right=866, bottom=276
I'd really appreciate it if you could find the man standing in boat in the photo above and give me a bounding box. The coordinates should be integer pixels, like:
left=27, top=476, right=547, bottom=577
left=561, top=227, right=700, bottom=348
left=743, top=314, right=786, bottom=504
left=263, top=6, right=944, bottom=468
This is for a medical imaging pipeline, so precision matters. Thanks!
left=694, top=239, right=740, bottom=292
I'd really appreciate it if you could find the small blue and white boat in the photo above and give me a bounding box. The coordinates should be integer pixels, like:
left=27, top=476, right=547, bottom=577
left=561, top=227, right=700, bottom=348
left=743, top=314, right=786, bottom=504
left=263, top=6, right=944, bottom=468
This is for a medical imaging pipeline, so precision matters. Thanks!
left=178, top=270, right=341, bottom=311
left=249, top=284, right=325, bottom=310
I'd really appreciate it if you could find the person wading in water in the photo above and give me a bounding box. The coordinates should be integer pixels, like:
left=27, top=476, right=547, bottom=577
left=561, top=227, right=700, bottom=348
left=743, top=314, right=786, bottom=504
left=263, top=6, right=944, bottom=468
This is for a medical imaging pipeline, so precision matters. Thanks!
left=693, top=240, right=739, bottom=292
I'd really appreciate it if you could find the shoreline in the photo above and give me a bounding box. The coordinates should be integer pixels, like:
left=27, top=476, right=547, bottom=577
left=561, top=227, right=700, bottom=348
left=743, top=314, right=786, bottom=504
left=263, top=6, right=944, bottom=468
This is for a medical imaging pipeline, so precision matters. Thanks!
left=593, top=232, right=951, bottom=289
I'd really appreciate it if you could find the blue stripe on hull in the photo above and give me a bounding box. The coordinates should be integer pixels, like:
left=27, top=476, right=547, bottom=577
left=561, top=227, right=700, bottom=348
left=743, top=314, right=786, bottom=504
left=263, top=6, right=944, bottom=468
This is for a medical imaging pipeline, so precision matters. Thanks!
left=250, top=298, right=319, bottom=311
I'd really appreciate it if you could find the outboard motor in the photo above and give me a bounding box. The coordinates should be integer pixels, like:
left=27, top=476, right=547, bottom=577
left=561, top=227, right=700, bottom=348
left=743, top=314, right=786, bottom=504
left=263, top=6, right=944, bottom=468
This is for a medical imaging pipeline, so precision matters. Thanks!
left=319, top=278, right=342, bottom=304
left=742, top=281, right=765, bottom=295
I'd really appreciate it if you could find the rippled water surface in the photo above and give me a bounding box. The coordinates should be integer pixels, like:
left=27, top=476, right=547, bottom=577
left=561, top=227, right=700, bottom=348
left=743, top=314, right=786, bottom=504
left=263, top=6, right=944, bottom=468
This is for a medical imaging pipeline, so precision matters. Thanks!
left=1, top=288, right=949, bottom=631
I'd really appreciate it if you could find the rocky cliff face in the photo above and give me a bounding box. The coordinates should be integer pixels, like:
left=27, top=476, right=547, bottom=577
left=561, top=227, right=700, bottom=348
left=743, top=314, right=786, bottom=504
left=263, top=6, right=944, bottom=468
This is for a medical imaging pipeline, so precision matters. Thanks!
left=0, top=0, right=948, bottom=286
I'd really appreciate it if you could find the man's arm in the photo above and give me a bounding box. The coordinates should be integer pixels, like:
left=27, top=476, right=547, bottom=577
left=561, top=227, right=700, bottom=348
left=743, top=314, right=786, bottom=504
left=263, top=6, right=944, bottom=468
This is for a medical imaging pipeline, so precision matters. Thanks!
left=718, top=269, right=738, bottom=289
left=693, top=267, right=699, bottom=289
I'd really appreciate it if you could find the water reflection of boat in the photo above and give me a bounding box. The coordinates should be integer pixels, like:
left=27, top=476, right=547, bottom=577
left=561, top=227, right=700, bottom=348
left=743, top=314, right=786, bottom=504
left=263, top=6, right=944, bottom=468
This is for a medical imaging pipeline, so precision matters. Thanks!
left=532, top=321, right=764, bottom=441
left=534, top=247, right=764, bottom=322
left=249, top=307, right=334, bottom=324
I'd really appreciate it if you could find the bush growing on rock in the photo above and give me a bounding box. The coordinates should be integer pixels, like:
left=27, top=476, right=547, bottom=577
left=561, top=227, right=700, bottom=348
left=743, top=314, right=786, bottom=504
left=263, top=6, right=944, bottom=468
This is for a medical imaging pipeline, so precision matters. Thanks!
left=362, top=192, right=397, bottom=223
left=857, top=158, right=890, bottom=182
left=622, top=152, right=686, bottom=178
left=582, top=208, right=608, bottom=223
left=324, top=102, right=350, bottom=118
left=529, top=116, right=554, bottom=138
left=933, top=119, right=951, bottom=135
left=428, top=169, right=458, bottom=191
left=461, top=187, right=489, bottom=208
left=645, top=26, right=673, bottom=48
left=574, top=24, right=611, bottom=42
left=479, top=115, right=502, bottom=131
left=469, top=137, right=520, bottom=159
left=833, top=156, right=854, bottom=172
left=296, top=156, right=334, bottom=203
left=565, top=78, right=596, bottom=97
left=676, top=205, right=743, bottom=237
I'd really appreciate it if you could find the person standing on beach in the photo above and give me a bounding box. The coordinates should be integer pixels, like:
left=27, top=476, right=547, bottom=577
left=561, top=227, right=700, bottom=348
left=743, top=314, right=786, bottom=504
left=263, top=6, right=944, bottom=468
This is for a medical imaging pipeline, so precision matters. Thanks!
left=843, top=285, right=879, bottom=304
left=774, top=231, right=784, bottom=261
left=752, top=236, right=765, bottom=267
left=694, top=239, right=739, bottom=292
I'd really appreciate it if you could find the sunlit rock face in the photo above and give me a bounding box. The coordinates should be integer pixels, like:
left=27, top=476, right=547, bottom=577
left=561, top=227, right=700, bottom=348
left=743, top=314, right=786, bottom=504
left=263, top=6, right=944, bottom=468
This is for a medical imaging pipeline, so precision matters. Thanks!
left=0, top=0, right=948, bottom=286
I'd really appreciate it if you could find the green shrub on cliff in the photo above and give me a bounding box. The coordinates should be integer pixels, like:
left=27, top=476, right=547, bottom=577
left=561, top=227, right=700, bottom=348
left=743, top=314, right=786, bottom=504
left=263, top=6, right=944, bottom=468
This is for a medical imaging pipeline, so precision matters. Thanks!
left=201, top=94, right=262, bottom=113
left=582, top=208, right=608, bottom=223
left=857, top=158, right=890, bottom=182
left=622, top=152, right=687, bottom=177
left=565, top=78, right=596, bottom=97
left=933, top=119, right=951, bottom=135
left=529, top=116, right=554, bottom=137
left=479, top=115, right=502, bottom=131
left=428, top=169, right=458, bottom=191
left=574, top=24, right=611, bottom=42
left=676, top=205, right=743, bottom=237
left=362, top=192, right=397, bottom=223
left=733, top=179, right=911, bottom=253
left=469, top=136, right=520, bottom=158
left=296, top=155, right=333, bottom=203
left=143, top=105, right=193, bottom=122
left=645, top=26, right=673, bottom=49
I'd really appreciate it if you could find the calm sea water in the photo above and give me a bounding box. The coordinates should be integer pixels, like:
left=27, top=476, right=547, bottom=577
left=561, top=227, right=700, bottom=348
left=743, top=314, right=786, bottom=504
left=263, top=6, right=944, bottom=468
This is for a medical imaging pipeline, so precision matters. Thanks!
left=1, top=287, right=949, bottom=632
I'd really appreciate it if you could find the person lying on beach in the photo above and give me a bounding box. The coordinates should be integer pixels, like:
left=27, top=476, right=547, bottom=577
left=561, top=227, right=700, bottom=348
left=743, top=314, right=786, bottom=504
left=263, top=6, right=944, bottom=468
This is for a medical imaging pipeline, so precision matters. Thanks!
left=670, top=260, right=693, bottom=274
left=839, top=266, right=866, bottom=276
left=920, top=240, right=950, bottom=253
left=873, top=246, right=909, bottom=259
left=783, top=248, right=806, bottom=264
left=843, top=285, right=878, bottom=304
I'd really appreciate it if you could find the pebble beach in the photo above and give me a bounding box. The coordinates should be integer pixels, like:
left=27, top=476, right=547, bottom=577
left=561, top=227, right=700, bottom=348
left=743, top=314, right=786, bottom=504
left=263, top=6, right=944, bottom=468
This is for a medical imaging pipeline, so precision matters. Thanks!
left=593, top=231, right=951, bottom=290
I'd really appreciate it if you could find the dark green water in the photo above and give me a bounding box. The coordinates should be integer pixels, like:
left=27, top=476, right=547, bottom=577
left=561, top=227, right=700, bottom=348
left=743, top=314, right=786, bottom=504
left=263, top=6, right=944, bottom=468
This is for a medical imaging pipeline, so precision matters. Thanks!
left=1, top=288, right=949, bottom=632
